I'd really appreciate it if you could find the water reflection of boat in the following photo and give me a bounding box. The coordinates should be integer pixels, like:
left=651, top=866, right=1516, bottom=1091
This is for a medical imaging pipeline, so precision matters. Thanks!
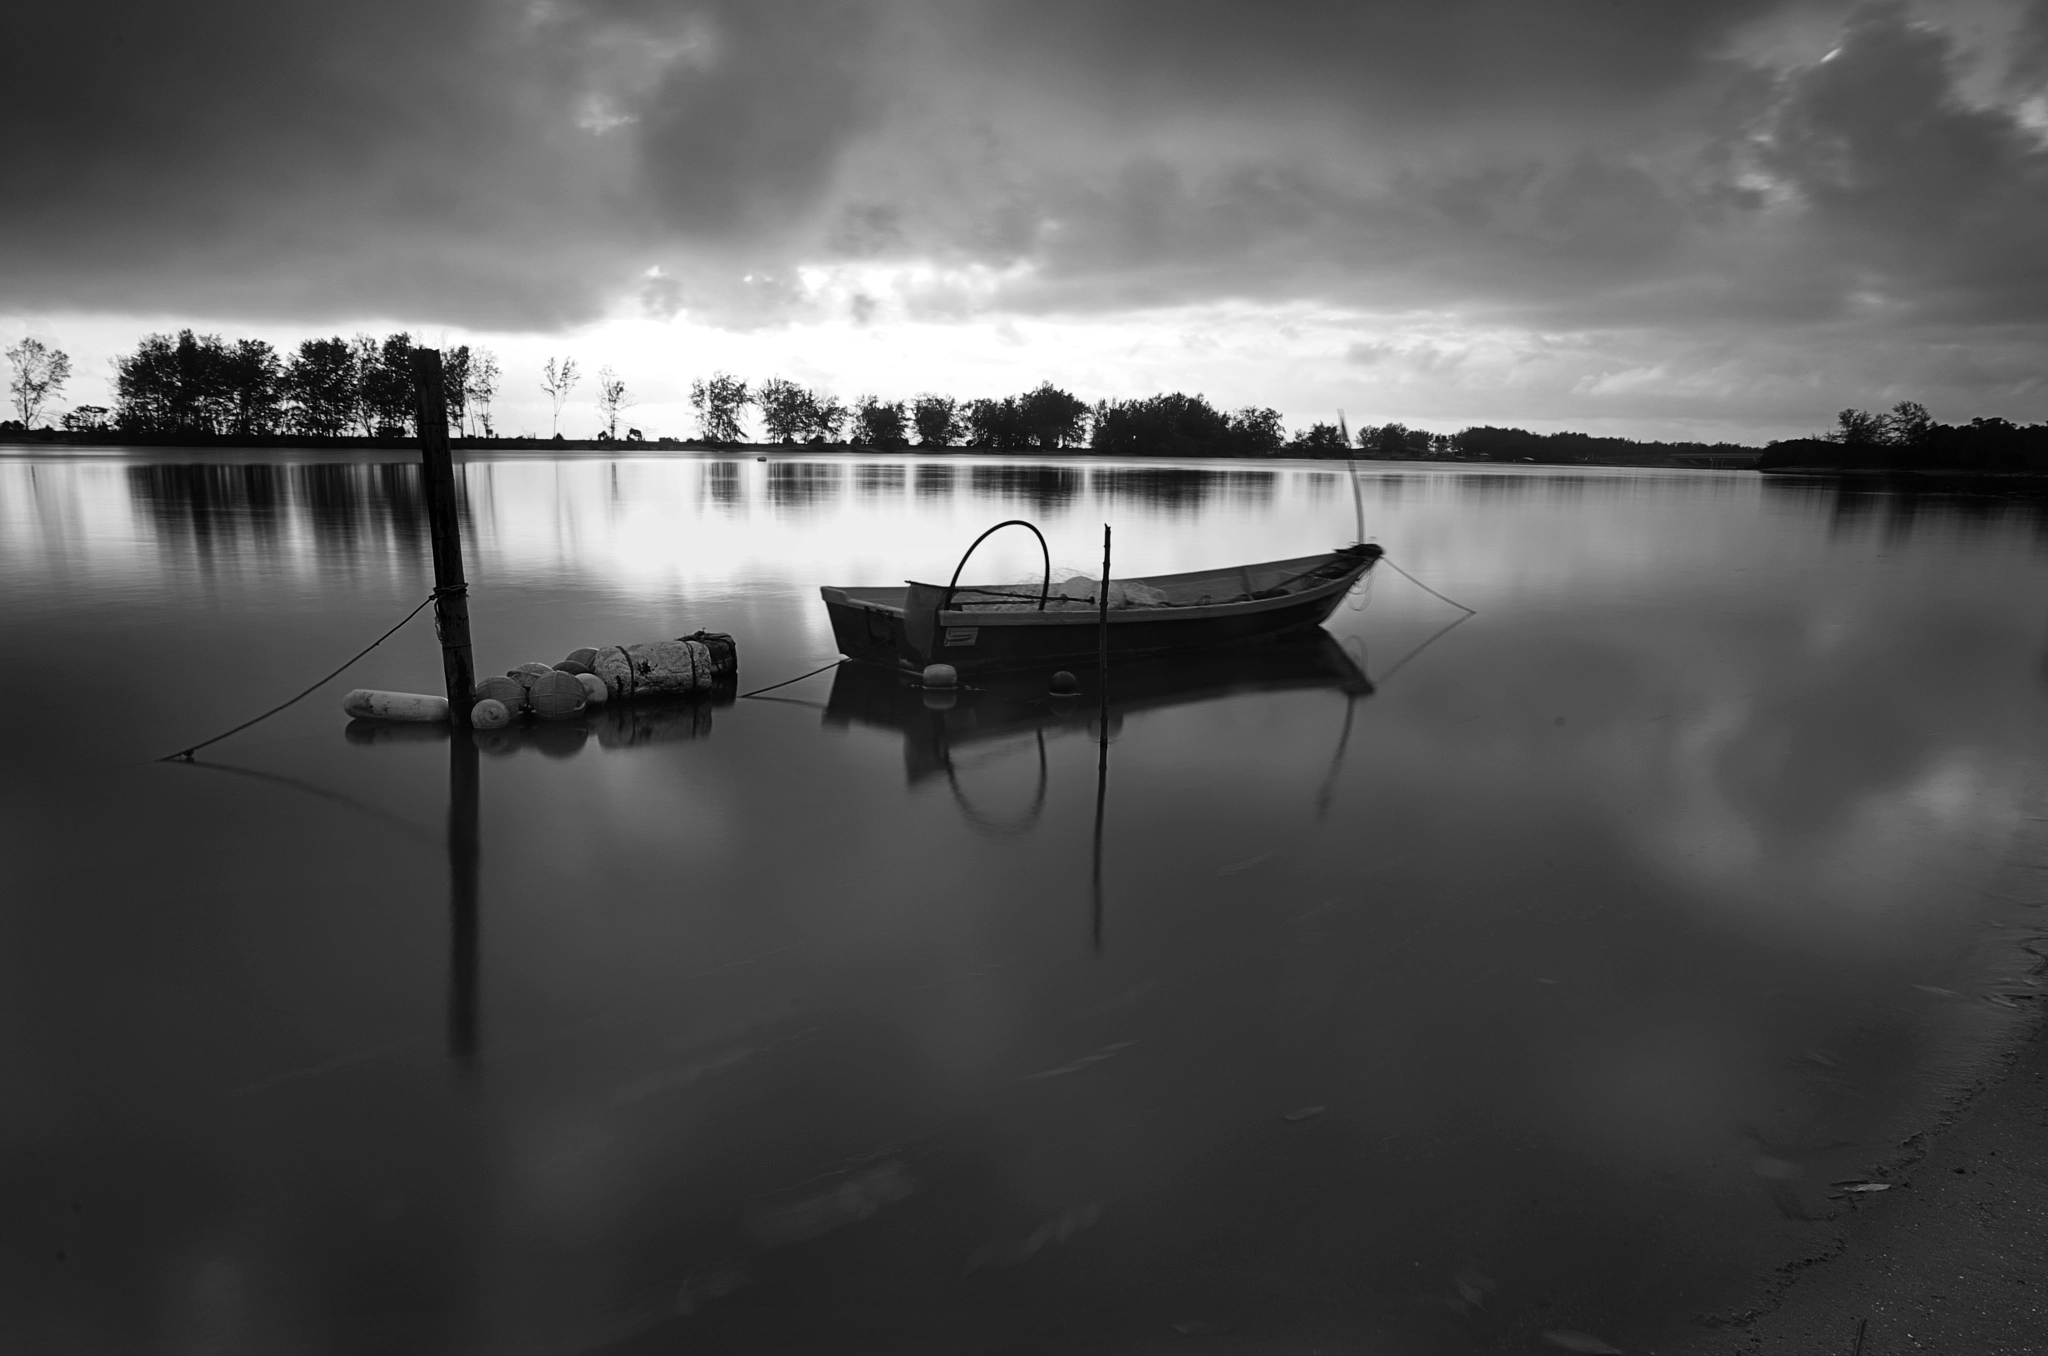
left=822, top=540, right=1381, bottom=675
left=823, top=631, right=1372, bottom=786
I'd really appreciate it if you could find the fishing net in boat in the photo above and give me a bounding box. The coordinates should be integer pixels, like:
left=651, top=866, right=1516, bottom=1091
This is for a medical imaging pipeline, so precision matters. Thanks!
left=953, top=567, right=1172, bottom=611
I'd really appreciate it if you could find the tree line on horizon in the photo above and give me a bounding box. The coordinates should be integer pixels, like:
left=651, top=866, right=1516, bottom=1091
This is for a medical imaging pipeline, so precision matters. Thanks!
left=685, top=372, right=1774, bottom=462
left=1750, top=401, right=2048, bottom=474
left=5, top=329, right=509, bottom=440
left=691, top=371, right=1450, bottom=457
left=9, top=334, right=2045, bottom=469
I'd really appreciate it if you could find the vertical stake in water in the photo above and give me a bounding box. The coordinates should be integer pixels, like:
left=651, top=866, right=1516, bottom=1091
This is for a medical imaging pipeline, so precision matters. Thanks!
left=1092, top=523, right=1111, bottom=952
left=412, top=348, right=481, bottom=1061
left=411, top=348, right=474, bottom=723
left=448, top=730, right=480, bottom=1062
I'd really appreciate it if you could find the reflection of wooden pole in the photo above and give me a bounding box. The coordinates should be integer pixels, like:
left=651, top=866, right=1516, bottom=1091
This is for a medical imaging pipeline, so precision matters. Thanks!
left=448, top=727, right=480, bottom=1062
left=412, top=349, right=474, bottom=724
left=1092, top=524, right=1110, bottom=952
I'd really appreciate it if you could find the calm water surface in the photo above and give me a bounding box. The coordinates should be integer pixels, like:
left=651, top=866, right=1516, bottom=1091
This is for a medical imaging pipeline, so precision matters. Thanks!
left=3, top=452, right=2046, bottom=1354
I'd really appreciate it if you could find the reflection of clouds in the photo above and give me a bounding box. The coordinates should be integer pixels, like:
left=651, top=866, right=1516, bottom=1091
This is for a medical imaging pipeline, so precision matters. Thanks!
left=1551, top=1020, right=1745, bottom=1166
left=15, top=456, right=2048, bottom=1349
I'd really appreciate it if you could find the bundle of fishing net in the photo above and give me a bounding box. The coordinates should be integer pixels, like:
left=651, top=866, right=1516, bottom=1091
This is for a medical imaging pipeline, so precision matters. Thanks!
left=961, top=566, right=1169, bottom=611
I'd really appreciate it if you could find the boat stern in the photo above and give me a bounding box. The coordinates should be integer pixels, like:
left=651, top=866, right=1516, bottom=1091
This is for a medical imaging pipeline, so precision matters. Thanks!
left=821, top=587, right=913, bottom=667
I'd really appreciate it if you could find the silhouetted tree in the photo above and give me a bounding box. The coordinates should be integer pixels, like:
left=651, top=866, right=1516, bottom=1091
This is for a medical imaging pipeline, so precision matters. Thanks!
left=360, top=333, right=417, bottom=436
left=284, top=337, right=357, bottom=435
left=346, top=335, right=381, bottom=435
left=540, top=355, right=579, bottom=436
left=1357, top=421, right=1428, bottom=460
left=850, top=395, right=909, bottom=449
left=5, top=337, right=71, bottom=427
left=966, top=396, right=1028, bottom=449
left=115, top=329, right=237, bottom=433
left=756, top=377, right=812, bottom=443
left=807, top=391, right=847, bottom=443
left=61, top=405, right=109, bottom=432
left=912, top=393, right=963, bottom=446
left=465, top=346, right=501, bottom=436
left=1289, top=422, right=1349, bottom=455
left=442, top=346, right=472, bottom=436
left=1090, top=392, right=1236, bottom=456
left=596, top=366, right=634, bottom=439
left=217, top=339, right=281, bottom=435
left=1017, top=382, right=1090, bottom=449
left=690, top=373, right=751, bottom=443
left=1830, top=408, right=1885, bottom=445
left=1882, top=400, right=1933, bottom=446
left=1226, top=407, right=1285, bottom=455
left=114, top=333, right=180, bottom=432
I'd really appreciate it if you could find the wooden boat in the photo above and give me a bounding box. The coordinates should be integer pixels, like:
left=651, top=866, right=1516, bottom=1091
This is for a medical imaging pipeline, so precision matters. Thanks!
left=821, top=521, right=1382, bottom=675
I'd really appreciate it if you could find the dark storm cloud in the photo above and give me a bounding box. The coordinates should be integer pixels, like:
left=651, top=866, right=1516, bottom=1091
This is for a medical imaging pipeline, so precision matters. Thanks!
left=3, top=0, right=643, bottom=325
left=6, top=0, right=2047, bottom=346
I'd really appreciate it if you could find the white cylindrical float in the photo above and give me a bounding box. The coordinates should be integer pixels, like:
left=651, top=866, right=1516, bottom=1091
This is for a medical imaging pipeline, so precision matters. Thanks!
left=343, top=689, right=450, bottom=723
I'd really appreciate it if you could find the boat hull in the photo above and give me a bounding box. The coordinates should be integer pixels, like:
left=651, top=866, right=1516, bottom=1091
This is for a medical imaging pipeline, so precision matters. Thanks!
left=822, top=546, right=1378, bottom=674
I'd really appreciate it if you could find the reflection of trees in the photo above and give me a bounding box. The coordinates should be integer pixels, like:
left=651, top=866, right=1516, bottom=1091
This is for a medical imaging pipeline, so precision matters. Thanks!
left=1088, top=466, right=1277, bottom=511
left=856, top=464, right=906, bottom=498
left=1774, top=478, right=2048, bottom=547
left=701, top=460, right=744, bottom=509
left=1215, top=470, right=1278, bottom=504
left=126, top=463, right=445, bottom=572
left=764, top=461, right=843, bottom=508
left=967, top=465, right=1081, bottom=511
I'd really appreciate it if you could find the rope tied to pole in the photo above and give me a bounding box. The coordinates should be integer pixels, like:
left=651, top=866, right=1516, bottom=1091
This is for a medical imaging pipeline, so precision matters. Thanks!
left=158, top=591, right=442, bottom=763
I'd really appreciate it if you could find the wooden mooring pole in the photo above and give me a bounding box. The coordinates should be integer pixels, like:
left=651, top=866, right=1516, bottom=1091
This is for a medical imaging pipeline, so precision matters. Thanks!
left=411, top=349, right=475, bottom=723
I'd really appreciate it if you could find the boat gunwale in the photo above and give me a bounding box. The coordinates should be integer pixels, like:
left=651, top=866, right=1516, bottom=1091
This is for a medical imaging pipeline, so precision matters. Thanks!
left=822, top=549, right=1369, bottom=628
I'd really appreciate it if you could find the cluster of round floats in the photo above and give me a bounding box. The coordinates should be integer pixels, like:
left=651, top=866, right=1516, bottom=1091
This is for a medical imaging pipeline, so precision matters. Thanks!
left=469, top=649, right=611, bottom=729
left=342, top=633, right=737, bottom=729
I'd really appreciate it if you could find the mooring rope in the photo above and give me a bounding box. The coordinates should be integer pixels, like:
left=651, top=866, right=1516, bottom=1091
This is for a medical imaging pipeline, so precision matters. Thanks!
left=736, top=640, right=892, bottom=700
left=159, top=588, right=453, bottom=762
left=157, top=555, right=1469, bottom=755
left=1378, top=557, right=1477, bottom=614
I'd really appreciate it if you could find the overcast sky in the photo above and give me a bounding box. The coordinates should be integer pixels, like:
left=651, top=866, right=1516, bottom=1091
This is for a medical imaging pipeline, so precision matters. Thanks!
left=7, top=0, right=2048, bottom=441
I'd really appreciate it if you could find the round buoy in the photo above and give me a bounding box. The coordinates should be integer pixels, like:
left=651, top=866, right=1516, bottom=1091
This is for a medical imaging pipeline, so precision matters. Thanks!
left=574, top=672, right=608, bottom=705
left=554, top=659, right=591, bottom=676
left=1049, top=670, right=1079, bottom=695
left=563, top=647, right=600, bottom=670
left=922, top=663, right=959, bottom=689
left=509, top=662, right=553, bottom=688
left=470, top=698, right=511, bottom=729
left=473, top=675, right=525, bottom=709
left=527, top=669, right=588, bottom=720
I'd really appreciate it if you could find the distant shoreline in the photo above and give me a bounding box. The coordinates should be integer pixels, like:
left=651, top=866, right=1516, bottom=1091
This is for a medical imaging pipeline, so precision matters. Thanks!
left=1761, top=464, right=2048, bottom=495
left=0, top=428, right=1765, bottom=468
